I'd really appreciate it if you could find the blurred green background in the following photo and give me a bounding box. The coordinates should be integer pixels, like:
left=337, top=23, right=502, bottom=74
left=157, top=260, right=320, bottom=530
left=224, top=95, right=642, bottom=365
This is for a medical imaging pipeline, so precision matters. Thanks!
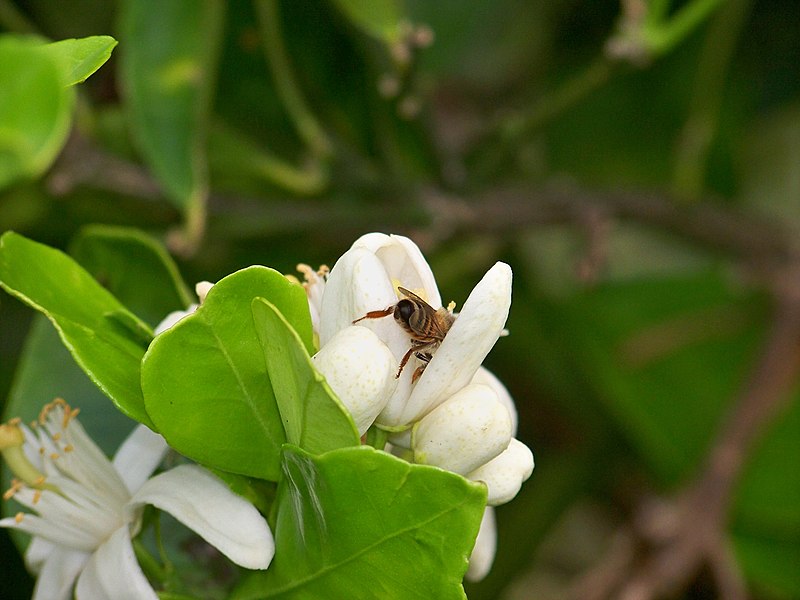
left=1, top=0, right=799, bottom=598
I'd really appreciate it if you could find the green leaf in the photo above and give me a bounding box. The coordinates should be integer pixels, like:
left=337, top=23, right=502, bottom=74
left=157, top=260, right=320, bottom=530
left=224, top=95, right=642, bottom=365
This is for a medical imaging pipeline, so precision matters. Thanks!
left=730, top=399, right=800, bottom=598
left=38, top=35, right=118, bottom=86
left=141, top=266, right=313, bottom=480
left=328, top=0, right=406, bottom=44
left=235, top=445, right=485, bottom=600
left=118, top=0, right=224, bottom=210
left=251, top=298, right=359, bottom=453
left=0, top=35, right=75, bottom=189
left=531, top=272, right=766, bottom=484
left=0, top=232, right=153, bottom=427
left=70, top=225, right=193, bottom=327
left=2, top=315, right=137, bottom=454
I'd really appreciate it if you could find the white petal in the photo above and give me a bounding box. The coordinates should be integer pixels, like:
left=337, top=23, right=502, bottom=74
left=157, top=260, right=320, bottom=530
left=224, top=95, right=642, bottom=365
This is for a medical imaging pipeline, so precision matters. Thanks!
left=352, top=233, right=442, bottom=307
left=30, top=545, right=90, bottom=600
left=312, top=326, right=397, bottom=435
left=128, top=465, right=274, bottom=569
left=471, top=367, right=518, bottom=435
left=402, top=262, right=512, bottom=425
left=26, top=537, right=56, bottom=574
left=319, top=247, right=398, bottom=347
left=112, top=425, right=169, bottom=495
left=154, top=305, right=198, bottom=335
left=468, top=438, right=534, bottom=506
left=466, top=507, right=497, bottom=582
left=75, top=527, right=157, bottom=600
left=196, top=281, right=214, bottom=303
left=412, top=384, right=512, bottom=475
left=0, top=511, right=102, bottom=552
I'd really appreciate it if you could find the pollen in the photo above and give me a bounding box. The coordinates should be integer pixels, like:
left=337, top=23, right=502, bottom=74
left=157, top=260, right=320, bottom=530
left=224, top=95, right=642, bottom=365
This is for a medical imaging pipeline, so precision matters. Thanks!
left=14, top=512, right=24, bottom=523
left=50, top=452, right=60, bottom=460
left=33, top=490, right=42, bottom=504
left=52, top=432, right=61, bottom=441
left=64, top=444, right=74, bottom=453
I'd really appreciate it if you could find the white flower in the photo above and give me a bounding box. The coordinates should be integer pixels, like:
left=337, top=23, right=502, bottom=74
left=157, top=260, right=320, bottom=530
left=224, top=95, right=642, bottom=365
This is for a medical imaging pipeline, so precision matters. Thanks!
left=0, top=400, right=274, bottom=600
left=317, top=233, right=513, bottom=429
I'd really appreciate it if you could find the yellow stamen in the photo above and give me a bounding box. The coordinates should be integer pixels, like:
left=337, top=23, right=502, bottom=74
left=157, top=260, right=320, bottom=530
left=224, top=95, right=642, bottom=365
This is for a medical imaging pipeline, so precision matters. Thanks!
left=3, top=480, right=22, bottom=500
left=64, top=444, right=74, bottom=453
left=32, top=490, right=42, bottom=504
left=14, top=512, right=23, bottom=523
left=50, top=453, right=60, bottom=460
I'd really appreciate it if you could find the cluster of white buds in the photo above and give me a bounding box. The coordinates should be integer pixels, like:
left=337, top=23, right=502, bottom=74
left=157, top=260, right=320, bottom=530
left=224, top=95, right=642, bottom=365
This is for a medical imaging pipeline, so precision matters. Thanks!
left=298, top=233, right=534, bottom=581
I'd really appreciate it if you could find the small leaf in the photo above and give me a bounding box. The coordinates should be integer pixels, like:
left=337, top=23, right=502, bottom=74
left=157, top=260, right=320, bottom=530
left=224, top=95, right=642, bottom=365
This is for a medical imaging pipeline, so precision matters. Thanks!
left=235, top=445, right=485, bottom=600
left=251, top=298, right=359, bottom=453
left=329, top=0, right=406, bottom=44
left=141, top=266, right=313, bottom=480
left=0, top=232, right=153, bottom=427
left=70, top=225, right=193, bottom=327
left=118, top=0, right=224, bottom=210
left=38, top=35, right=118, bottom=86
left=0, top=35, right=74, bottom=189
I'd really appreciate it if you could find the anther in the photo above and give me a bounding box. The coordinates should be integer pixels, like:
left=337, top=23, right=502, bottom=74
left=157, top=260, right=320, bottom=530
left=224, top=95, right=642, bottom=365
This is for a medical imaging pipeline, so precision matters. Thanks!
left=14, top=512, right=24, bottom=523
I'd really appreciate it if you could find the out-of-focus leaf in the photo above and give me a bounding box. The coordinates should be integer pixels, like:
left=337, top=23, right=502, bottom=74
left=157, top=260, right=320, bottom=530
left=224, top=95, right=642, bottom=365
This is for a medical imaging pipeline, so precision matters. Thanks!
left=0, top=232, right=153, bottom=426
left=141, top=267, right=313, bottom=481
left=0, top=35, right=74, bottom=190
left=70, top=225, right=193, bottom=327
left=38, top=35, right=117, bottom=86
left=730, top=399, right=800, bottom=598
left=251, top=298, right=359, bottom=453
left=328, top=0, right=405, bottom=44
left=234, top=445, right=485, bottom=600
left=118, top=0, right=223, bottom=210
left=529, top=272, right=766, bottom=484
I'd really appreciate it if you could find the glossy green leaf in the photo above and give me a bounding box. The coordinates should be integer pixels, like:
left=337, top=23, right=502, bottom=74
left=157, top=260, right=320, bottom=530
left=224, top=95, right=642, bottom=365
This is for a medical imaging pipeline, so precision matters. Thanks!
left=0, top=35, right=74, bottom=189
left=141, top=266, right=313, bottom=480
left=328, top=0, right=405, bottom=43
left=2, top=315, right=136, bottom=455
left=235, top=445, right=485, bottom=599
left=251, top=298, right=359, bottom=453
left=0, top=232, right=153, bottom=426
left=39, top=35, right=117, bottom=86
left=70, top=225, right=193, bottom=327
left=118, top=0, right=223, bottom=210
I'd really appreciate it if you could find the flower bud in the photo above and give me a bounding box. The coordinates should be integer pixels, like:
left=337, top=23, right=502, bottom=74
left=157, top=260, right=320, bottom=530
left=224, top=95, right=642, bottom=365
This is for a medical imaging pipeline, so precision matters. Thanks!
left=312, top=326, right=397, bottom=435
left=467, top=438, right=534, bottom=506
left=412, top=384, right=512, bottom=475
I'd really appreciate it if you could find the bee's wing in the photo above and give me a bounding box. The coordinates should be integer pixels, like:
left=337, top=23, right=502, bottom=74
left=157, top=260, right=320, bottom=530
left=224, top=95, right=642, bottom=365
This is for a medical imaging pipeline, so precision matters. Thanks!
left=397, top=286, right=429, bottom=305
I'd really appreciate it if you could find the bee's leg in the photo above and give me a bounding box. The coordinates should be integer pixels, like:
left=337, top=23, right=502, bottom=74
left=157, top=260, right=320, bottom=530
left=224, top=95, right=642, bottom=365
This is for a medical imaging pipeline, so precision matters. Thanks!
left=352, top=307, right=393, bottom=323
left=396, top=346, right=417, bottom=378
left=410, top=352, right=432, bottom=383
left=411, top=364, right=427, bottom=384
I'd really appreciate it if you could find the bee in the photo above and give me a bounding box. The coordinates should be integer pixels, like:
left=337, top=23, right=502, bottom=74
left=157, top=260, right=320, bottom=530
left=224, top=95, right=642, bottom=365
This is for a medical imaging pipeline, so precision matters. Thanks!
left=353, top=287, right=455, bottom=383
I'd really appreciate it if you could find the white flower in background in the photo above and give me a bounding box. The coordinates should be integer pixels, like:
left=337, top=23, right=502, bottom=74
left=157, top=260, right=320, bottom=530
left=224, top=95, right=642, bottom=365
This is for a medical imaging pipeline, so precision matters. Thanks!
left=0, top=399, right=274, bottom=600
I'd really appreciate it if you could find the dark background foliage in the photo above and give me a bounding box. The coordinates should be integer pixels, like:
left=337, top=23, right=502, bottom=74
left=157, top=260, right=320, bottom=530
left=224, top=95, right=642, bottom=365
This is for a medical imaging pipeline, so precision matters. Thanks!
left=1, top=0, right=799, bottom=598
